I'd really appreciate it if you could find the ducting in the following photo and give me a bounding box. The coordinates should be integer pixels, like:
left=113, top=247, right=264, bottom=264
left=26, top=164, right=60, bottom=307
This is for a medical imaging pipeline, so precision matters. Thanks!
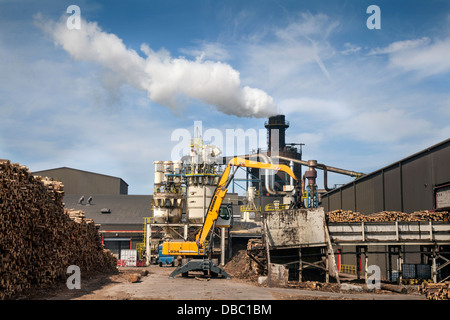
left=273, top=155, right=364, bottom=192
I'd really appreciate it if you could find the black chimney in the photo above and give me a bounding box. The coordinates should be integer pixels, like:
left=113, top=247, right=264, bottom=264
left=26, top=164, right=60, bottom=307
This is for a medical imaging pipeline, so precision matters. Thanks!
left=264, top=114, right=289, bottom=152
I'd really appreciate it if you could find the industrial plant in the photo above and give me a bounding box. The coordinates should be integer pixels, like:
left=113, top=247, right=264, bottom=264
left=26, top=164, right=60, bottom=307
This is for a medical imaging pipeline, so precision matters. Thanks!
left=34, top=115, right=450, bottom=284
left=2, top=114, right=449, bottom=300
left=3, top=0, right=450, bottom=305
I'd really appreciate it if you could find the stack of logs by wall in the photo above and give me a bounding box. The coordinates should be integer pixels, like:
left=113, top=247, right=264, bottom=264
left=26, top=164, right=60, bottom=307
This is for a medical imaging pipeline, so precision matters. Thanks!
left=420, top=281, right=450, bottom=300
left=0, top=159, right=117, bottom=300
left=326, top=209, right=449, bottom=223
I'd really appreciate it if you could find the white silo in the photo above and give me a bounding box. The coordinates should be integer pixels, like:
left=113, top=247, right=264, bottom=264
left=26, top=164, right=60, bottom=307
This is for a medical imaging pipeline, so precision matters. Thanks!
left=154, top=161, right=163, bottom=189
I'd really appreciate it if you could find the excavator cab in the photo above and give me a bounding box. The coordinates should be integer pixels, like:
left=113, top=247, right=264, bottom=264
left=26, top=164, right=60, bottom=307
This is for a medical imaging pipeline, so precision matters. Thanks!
left=216, top=203, right=232, bottom=228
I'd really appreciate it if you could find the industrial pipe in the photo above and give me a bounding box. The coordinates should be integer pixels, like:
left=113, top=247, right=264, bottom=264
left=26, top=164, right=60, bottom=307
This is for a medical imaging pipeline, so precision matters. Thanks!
left=289, top=161, right=294, bottom=186
left=274, top=155, right=364, bottom=178
left=243, top=153, right=364, bottom=194
left=302, top=174, right=306, bottom=195
left=245, top=153, right=291, bottom=195
left=317, top=163, right=330, bottom=192
left=246, top=153, right=277, bottom=195
left=273, top=155, right=364, bottom=192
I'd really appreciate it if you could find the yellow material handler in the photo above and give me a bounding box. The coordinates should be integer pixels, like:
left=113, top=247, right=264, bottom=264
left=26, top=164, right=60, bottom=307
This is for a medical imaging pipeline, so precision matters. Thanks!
left=162, top=156, right=297, bottom=279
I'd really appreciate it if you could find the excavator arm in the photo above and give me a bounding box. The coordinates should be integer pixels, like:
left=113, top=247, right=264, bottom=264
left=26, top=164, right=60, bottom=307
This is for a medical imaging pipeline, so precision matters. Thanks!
left=195, top=157, right=296, bottom=249
left=162, top=157, right=297, bottom=256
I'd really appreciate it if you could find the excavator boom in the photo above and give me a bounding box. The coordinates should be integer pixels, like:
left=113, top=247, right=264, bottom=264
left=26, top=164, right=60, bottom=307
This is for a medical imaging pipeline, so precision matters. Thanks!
left=163, top=157, right=296, bottom=254
left=162, top=156, right=296, bottom=278
left=195, top=157, right=296, bottom=247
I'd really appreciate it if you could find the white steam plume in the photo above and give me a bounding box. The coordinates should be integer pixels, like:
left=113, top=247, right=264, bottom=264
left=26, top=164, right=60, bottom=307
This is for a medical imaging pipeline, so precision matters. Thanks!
left=35, top=15, right=278, bottom=118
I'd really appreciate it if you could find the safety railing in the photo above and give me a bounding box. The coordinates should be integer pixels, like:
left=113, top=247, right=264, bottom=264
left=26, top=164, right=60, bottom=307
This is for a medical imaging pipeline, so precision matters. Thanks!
left=240, top=205, right=261, bottom=212
left=339, top=264, right=357, bottom=274
left=264, top=203, right=290, bottom=211
left=135, top=217, right=155, bottom=261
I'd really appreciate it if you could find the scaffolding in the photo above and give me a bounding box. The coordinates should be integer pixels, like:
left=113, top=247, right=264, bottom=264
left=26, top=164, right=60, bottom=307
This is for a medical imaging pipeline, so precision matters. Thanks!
left=135, top=217, right=153, bottom=260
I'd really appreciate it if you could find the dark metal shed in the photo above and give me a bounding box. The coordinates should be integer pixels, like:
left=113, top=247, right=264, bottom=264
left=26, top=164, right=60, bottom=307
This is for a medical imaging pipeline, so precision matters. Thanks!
left=33, top=167, right=129, bottom=195
left=321, top=138, right=450, bottom=214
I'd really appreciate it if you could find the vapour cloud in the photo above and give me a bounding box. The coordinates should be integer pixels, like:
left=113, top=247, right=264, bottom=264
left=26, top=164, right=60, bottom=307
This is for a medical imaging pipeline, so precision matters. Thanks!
left=35, top=14, right=278, bottom=118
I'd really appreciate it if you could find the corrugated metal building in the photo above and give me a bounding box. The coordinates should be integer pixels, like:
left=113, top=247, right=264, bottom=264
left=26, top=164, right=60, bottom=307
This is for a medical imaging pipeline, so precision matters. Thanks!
left=33, top=167, right=128, bottom=195
left=320, top=138, right=450, bottom=281
left=321, top=138, right=450, bottom=213
left=64, top=194, right=152, bottom=259
left=32, top=167, right=149, bottom=261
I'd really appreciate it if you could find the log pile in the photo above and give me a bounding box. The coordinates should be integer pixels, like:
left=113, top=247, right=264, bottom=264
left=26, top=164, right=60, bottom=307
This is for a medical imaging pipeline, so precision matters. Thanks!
left=0, top=159, right=117, bottom=300
left=246, top=238, right=266, bottom=276
left=420, top=281, right=450, bottom=300
left=326, top=209, right=449, bottom=223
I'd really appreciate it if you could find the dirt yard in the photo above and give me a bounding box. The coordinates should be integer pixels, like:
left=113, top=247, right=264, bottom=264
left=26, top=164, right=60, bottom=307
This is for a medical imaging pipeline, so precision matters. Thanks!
left=15, top=262, right=426, bottom=301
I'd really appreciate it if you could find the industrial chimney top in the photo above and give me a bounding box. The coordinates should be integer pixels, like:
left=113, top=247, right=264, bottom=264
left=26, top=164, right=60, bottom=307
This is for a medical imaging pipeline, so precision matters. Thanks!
left=264, top=114, right=289, bottom=129
left=265, top=114, right=289, bottom=151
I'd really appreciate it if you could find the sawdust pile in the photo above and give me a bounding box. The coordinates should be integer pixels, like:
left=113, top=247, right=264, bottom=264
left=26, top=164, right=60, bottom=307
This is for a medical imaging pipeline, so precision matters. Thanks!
left=223, top=249, right=258, bottom=282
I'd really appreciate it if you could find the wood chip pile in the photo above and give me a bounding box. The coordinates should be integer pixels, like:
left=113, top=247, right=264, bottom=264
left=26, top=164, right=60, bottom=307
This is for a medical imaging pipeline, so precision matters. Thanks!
left=0, top=159, right=117, bottom=300
left=326, top=209, right=449, bottom=223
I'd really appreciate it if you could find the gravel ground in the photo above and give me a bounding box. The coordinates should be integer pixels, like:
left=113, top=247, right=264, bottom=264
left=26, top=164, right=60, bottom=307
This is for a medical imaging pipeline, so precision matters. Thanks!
left=16, top=264, right=426, bottom=301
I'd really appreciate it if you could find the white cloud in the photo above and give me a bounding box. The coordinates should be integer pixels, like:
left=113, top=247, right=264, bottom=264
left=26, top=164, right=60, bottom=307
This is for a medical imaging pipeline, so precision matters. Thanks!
left=278, top=97, right=351, bottom=120
left=341, top=43, right=361, bottom=55
left=231, top=12, right=447, bottom=152
left=290, top=132, right=324, bottom=156
left=370, top=36, right=450, bottom=77
left=0, top=24, right=176, bottom=194
left=179, top=41, right=231, bottom=61
left=369, top=37, right=431, bottom=55
left=274, top=12, right=339, bottom=41
left=389, top=38, right=450, bottom=76
left=34, top=14, right=278, bottom=118
left=329, top=109, right=433, bottom=143
left=239, top=12, right=338, bottom=91
left=279, top=97, right=436, bottom=146
left=2, top=6, right=449, bottom=194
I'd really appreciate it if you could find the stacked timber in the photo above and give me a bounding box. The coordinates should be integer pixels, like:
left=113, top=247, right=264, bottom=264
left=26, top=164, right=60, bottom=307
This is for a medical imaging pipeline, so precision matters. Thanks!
left=0, top=159, right=116, bottom=300
left=420, top=282, right=450, bottom=300
left=326, top=209, right=449, bottom=223
left=246, top=238, right=266, bottom=276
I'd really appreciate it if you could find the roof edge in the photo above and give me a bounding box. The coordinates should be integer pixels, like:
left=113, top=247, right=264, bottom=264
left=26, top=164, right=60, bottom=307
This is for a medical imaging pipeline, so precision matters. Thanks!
left=32, top=167, right=128, bottom=185
left=322, top=137, right=450, bottom=196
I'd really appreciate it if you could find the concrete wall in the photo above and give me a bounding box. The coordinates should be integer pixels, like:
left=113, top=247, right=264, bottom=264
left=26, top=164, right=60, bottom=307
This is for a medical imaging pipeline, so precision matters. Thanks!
left=265, top=207, right=326, bottom=248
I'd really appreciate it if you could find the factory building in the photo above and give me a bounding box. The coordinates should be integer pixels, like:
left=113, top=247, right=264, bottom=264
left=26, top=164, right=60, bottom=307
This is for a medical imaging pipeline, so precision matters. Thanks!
left=64, top=194, right=151, bottom=260
left=318, top=138, right=450, bottom=282
left=321, top=139, right=450, bottom=280
left=239, top=116, right=450, bottom=283
left=321, top=138, right=450, bottom=214
left=33, top=167, right=129, bottom=195
left=32, top=167, right=150, bottom=261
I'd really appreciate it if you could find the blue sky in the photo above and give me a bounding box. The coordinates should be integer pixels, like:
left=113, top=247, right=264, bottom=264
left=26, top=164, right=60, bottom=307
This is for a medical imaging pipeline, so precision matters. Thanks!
left=1, top=0, right=449, bottom=194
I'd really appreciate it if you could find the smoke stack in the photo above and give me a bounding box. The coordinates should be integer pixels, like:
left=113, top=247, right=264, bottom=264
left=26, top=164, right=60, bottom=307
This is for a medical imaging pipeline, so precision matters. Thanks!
left=265, top=114, right=289, bottom=152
